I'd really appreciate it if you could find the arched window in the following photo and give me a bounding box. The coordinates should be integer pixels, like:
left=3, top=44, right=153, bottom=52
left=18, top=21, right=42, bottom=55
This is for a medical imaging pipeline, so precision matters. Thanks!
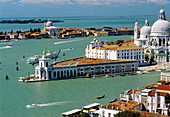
left=159, top=39, right=161, bottom=46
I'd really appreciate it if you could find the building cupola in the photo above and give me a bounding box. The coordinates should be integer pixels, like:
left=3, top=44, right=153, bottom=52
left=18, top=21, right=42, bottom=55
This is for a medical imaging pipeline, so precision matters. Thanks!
left=145, top=18, right=149, bottom=26
left=158, top=7, right=166, bottom=20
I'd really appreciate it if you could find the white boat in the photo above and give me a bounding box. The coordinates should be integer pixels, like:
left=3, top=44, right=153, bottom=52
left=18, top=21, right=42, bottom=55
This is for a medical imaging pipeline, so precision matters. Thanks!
left=27, top=55, right=40, bottom=64
left=136, top=71, right=144, bottom=74
left=26, top=104, right=39, bottom=108
left=27, top=50, right=61, bottom=64
left=45, top=52, right=58, bottom=59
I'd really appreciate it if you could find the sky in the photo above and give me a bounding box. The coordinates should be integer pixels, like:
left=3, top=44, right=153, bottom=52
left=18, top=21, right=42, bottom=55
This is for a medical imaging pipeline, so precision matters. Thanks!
left=0, top=0, right=170, bottom=18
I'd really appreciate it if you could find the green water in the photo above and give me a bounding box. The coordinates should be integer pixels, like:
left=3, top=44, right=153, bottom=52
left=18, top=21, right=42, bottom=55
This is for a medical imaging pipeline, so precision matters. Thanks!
left=0, top=36, right=160, bottom=117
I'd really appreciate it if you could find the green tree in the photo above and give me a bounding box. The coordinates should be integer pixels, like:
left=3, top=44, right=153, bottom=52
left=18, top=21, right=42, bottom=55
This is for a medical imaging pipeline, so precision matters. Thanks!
left=37, top=28, right=41, bottom=32
left=30, top=28, right=33, bottom=32
left=115, top=40, right=124, bottom=45
left=115, top=110, right=140, bottom=117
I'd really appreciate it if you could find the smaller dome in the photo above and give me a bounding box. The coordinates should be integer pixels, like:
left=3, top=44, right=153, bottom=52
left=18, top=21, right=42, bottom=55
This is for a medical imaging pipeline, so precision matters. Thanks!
left=140, top=26, right=151, bottom=36
left=46, top=19, right=53, bottom=27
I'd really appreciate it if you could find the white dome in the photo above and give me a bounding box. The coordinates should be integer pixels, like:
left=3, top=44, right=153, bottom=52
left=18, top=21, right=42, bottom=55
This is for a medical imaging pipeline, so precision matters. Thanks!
left=140, top=26, right=151, bottom=36
left=46, top=20, right=53, bottom=27
left=151, top=20, right=170, bottom=36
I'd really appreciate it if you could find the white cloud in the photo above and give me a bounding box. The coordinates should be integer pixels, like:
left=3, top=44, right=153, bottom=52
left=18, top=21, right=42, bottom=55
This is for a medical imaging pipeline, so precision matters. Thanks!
left=12, top=0, right=170, bottom=5
left=19, top=0, right=70, bottom=4
left=147, top=0, right=170, bottom=4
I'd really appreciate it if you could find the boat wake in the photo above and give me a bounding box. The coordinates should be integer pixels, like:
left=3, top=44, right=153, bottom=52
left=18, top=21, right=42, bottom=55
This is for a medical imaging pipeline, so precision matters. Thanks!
left=26, top=101, right=72, bottom=108
left=0, top=43, right=7, bottom=45
left=54, top=39, right=84, bottom=45
left=0, top=46, right=13, bottom=50
left=61, top=48, right=73, bottom=52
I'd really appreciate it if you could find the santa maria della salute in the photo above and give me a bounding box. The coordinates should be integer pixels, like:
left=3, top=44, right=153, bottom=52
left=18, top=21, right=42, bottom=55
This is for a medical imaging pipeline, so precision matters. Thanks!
left=134, top=7, right=170, bottom=63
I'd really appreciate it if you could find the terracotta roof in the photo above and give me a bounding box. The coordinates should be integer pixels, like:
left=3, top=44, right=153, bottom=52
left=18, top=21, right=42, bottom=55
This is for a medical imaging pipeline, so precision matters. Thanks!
left=157, top=80, right=165, bottom=83
left=144, top=84, right=158, bottom=89
left=93, top=43, right=143, bottom=51
left=127, top=89, right=142, bottom=95
left=156, top=85, right=170, bottom=91
left=52, top=56, right=133, bottom=67
left=102, top=100, right=141, bottom=111
left=148, top=89, right=156, bottom=96
left=117, top=28, right=134, bottom=31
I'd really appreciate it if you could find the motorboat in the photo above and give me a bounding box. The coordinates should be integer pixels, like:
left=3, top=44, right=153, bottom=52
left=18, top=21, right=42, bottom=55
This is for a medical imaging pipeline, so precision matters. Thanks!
left=97, top=94, right=105, bottom=99
left=26, top=104, right=39, bottom=108
left=8, top=43, right=13, bottom=47
left=45, top=51, right=58, bottom=59
left=27, top=55, right=40, bottom=64
left=27, top=50, right=61, bottom=64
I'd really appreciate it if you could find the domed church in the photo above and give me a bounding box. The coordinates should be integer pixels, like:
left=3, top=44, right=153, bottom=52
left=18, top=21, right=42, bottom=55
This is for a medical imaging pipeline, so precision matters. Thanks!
left=134, top=7, right=170, bottom=63
left=44, top=19, right=60, bottom=37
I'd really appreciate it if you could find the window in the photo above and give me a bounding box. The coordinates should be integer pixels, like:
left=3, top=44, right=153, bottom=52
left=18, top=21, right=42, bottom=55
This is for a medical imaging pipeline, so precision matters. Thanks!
left=108, top=113, right=111, bottom=117
left=54, top=72, right=56, bottom=77
left=159, top=39, right=161, bottom=46
left=46, top=62, right=48, bottom=67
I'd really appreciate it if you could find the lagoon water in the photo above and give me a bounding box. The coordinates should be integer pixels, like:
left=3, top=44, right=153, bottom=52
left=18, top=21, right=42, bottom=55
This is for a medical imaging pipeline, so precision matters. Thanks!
left=0, top=16, right=166, bottom=117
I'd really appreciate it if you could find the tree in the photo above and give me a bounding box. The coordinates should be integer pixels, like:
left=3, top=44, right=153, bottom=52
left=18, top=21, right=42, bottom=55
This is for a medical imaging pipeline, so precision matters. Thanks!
left=115, top=40, right=124, bottom=45
left=30, top=28, right=33, bottom=32
left=37, top=28, right=41, bottom=32
left=114, top=110, right=140, bottom=117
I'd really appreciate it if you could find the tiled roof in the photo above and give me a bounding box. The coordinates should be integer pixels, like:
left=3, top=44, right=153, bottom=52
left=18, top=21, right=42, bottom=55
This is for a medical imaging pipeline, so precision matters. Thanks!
left=52, top=56, right=133, bottom=67
left=127, top=89, right=142, bottom=95
left=148, top=89, right=156, bottom=96
left=102, top=100, right=141, bottom=111
left=156, top=85, right=170, bottom=91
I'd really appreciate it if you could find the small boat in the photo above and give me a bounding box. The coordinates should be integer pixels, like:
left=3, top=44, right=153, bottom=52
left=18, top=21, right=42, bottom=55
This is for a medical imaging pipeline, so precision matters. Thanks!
left=27, top=55, right=40, bottom=64
left=97, top=94, right=105, bottom=99
left=128, top=72, right=136, bottom=75
left=115, top=73, right=125, bottom=76
left=109, top=98, right=117, bottom=103
left=26, top=104, right=39, bottom=108
left=8, top=43, right=13, bottom=47
left=105, top=75, right=109, bottom=77
left=136, top=71, right=144, bottom=74
left=109, top=74, right=114, bottom=77
left=5, top=75, right=9, bottom=80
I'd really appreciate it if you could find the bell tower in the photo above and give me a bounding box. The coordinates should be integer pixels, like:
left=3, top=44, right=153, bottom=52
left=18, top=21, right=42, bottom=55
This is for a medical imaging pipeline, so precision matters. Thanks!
left=134, top=20, right=140, bottom=44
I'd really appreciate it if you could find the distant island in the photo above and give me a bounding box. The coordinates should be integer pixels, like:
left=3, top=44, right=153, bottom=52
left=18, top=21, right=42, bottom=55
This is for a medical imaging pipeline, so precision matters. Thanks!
left=0, top=18, right=64, bottom=24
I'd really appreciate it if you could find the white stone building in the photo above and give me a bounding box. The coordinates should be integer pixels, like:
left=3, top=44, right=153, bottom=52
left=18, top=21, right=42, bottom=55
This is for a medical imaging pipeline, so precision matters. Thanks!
left=44, top=19, right=60, bottom=37
left=98, top=100, right=143, bottom=117
left=35, top=56, right=138, bottom=80
left=85, top=39, right=144, bottom=65
left=134, top=8, right=170, bottom=63
left=119, top=84, right=170, bottom=116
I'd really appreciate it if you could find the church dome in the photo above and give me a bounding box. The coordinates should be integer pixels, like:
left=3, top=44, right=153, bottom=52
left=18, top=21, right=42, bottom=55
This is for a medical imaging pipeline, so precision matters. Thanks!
left=141, top=26, right=151, bottom=36
left=150, top=20, right=170, bottom=36
left=46, top=19, right=53, bottom=27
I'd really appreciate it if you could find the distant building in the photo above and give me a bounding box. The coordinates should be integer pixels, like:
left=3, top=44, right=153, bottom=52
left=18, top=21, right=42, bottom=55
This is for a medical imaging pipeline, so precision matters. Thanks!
left=44, top=19, right=60, bottom=37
